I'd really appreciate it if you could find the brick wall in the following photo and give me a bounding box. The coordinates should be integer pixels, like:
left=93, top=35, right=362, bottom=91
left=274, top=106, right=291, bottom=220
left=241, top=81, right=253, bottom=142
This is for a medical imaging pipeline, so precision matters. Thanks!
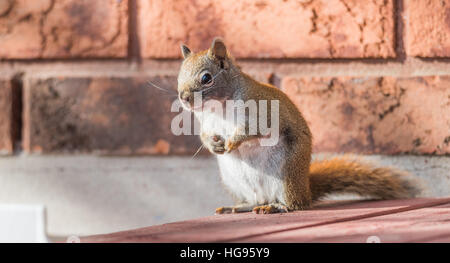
left=0, top=0, right=449, bottom=156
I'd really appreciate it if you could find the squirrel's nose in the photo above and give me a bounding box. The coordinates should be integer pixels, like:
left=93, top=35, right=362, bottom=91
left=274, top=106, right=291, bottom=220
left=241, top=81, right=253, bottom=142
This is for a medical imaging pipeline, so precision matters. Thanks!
left=180, top=90, right=190, bottom=103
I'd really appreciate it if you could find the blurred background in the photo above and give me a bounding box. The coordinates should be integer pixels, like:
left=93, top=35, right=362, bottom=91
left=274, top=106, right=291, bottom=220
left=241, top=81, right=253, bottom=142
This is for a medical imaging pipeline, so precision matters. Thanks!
left=0, top=0, right=449, bottom=240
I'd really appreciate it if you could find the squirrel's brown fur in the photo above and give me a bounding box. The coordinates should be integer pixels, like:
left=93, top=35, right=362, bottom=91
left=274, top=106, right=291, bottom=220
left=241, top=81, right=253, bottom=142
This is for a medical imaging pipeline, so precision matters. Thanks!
left=177, top=38, right=421, bottom=213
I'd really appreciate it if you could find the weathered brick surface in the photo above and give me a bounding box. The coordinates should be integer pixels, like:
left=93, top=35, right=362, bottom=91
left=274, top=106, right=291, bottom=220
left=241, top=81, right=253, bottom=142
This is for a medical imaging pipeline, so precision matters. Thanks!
left=0, top=79, right=13, bottom=154
left=23, top=76, right=201, bottom=155
left=138, top=0, right=395, bottom=58
left=282, top=76, right=450, bottom=154
left=2, top=1, right=450, bottom=158
left=406, top=0, right=450, bottom=57
left=0, top=0, right=128, bottom=59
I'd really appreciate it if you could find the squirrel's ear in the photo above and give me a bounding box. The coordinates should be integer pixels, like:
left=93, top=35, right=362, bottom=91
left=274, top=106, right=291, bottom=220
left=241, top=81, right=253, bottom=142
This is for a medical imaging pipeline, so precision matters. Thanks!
left=208, top=37, right=227, bottom=60
left=180, top=44, right=191, bottom=59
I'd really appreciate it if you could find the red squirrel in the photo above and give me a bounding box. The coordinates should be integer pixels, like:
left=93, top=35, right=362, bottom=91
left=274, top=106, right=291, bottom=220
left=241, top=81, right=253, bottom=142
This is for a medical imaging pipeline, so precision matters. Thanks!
left=177, top=38, right=421, bottom=214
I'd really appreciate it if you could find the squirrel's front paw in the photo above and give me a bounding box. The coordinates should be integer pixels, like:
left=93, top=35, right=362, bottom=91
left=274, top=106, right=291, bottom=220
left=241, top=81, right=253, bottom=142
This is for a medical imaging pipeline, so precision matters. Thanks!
left=202, top=134, right=226, bottom=154
left=225, top=139, right=241, bottom=153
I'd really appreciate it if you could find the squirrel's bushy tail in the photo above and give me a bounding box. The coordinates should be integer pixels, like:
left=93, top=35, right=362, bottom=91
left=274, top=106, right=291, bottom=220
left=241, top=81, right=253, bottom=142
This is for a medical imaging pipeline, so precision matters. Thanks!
left=309, top=157, right=422, bottom=201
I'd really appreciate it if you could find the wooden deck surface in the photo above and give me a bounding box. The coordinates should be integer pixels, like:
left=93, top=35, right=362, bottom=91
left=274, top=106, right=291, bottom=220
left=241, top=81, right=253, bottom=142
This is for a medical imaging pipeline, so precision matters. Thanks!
left=81, top=198, right=450, bottom=243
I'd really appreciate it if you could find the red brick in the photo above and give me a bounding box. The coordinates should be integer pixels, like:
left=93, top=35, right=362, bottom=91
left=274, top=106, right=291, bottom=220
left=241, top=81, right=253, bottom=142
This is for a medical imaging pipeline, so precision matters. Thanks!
left=23, top=76, right=201, bottom=155
left=405, top=0, right=450, bottom=57
left=0, top=79, right=13, bottom=155
left=0, top=0, right=128, bottom=59
left=282, top=76, right=450, bottom=154
left=138, top=0, right=395, bottom=58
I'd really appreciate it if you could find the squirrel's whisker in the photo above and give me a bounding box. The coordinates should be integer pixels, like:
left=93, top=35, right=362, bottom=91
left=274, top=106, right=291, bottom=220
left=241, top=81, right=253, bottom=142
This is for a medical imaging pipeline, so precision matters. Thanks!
left=199, top=83, right=218, bottom=94
left=148, top=70, right=225, bottom=97
left=161, top=94, right=179, bottom=98
left=213, top=69, right=224, bottom=79
left=191, top=144, right=204, bottom=159
left=147, top=81, right=177, bottom=94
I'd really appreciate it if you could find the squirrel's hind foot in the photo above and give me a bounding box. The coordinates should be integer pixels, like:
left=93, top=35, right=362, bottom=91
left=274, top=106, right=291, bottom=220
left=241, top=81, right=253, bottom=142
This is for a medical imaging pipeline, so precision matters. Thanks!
left=215, top=203, right=289, bottom=215
left=252, top=203, right=289, bottom=214
left=215, top=204, right=254, bottom=214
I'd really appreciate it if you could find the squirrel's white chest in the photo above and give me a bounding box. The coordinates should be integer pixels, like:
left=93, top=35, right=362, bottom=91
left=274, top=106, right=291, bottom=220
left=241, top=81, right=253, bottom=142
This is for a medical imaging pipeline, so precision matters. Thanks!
left=195, top=110, right=286, bottom=205
left=216, top=142, right=286, bottom=205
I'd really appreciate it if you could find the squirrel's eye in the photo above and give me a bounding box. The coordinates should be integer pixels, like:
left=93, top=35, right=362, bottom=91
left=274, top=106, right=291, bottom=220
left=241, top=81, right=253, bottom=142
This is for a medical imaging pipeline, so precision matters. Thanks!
left=201, top=73, right=213, bottom=86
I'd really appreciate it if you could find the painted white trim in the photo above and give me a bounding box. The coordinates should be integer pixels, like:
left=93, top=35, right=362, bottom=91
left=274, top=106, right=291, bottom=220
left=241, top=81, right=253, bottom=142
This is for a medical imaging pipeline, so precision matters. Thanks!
left=0, top=205, right=48, bottom=243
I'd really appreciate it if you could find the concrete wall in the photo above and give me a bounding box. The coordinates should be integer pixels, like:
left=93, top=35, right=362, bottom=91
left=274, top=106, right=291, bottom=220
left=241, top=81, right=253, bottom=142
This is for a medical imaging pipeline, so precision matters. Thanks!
left=0, top=155, right=448, bottom=237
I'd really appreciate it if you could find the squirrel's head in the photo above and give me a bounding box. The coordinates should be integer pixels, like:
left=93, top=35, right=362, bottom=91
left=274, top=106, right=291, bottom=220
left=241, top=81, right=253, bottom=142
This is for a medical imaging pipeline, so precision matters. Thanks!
left=177, top=37, right=237, bottom=111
